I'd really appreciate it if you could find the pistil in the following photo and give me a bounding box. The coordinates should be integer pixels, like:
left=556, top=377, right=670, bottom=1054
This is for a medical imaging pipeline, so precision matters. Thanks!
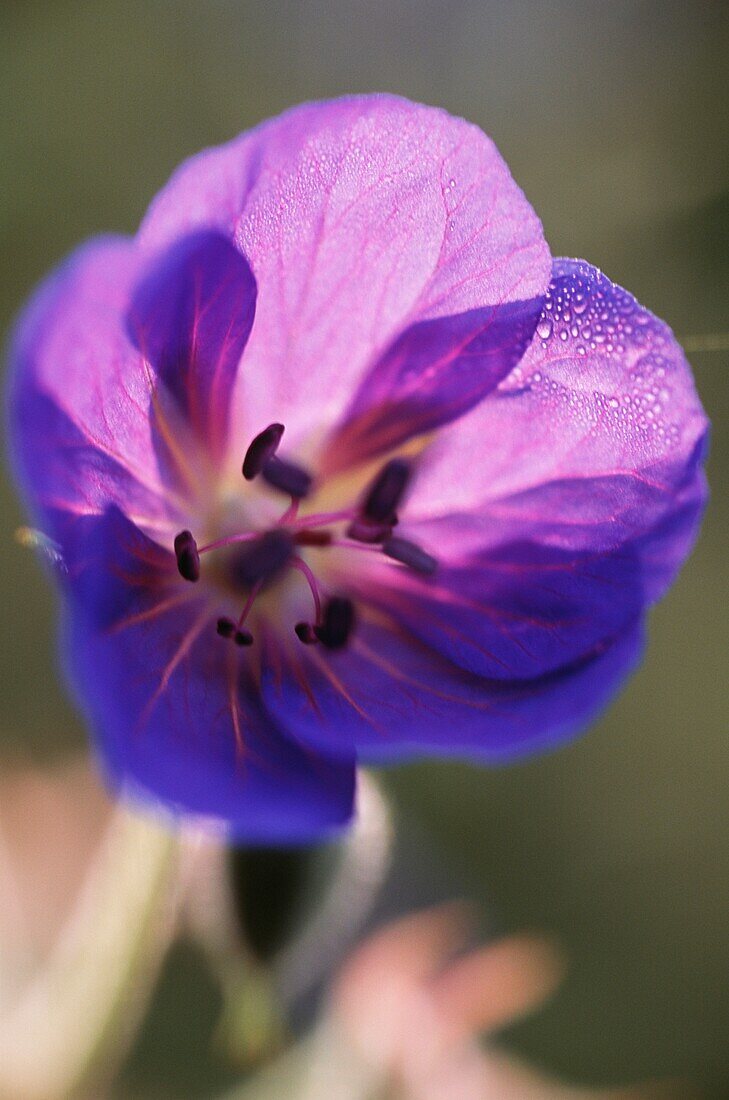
left=174, top=449, right=436, bottom=652
left=230, top=529, right=294, bottom=590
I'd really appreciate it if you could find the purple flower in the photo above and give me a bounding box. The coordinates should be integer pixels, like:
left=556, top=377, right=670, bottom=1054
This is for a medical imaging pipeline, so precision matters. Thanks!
left=7, top=96, right=708, bottom=842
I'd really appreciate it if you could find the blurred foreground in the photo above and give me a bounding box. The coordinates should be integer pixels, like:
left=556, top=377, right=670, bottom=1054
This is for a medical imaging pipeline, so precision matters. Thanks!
left=0, top=758, right=689, bottom=1100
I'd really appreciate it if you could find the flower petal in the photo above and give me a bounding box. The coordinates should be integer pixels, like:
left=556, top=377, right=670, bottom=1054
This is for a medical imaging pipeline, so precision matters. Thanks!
left=59, top=507, right=355, bottom=843
left=137, top=95, right=550, bottom=459
left=7, top=237, right=180, bottom=542
left=260, top=617, right=644, bottom=765
left=342, top=534, right=644, bottom=680
left=127, top=231, right=257, bottom=466
left=407, top=259, right=708, bottom=602
left=325, top=297, right=542, bottom=473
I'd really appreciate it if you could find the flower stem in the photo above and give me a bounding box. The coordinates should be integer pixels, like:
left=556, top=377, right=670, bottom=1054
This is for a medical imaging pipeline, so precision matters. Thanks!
left=0, top=807, right=178, bottom=1100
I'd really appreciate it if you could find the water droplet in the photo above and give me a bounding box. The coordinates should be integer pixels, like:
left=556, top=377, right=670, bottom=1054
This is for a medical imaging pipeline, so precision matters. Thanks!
left=536, top=319, right=553, bottom=340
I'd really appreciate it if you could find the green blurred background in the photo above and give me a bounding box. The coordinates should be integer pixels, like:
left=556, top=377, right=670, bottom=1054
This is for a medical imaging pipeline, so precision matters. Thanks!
left=1, top=1, right=727, bottom=1095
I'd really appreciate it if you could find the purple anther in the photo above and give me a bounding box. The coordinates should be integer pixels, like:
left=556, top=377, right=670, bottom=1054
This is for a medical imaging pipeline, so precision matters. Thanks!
left=362, top=459, right=410, bottom=522
left=261, top=456, right=313, bottom=499
left=346, top=517, right=393, bottom=544
left=216, top=617, right=236, bottom=639
left=314, top=596, right=355, bottom=650
left=382, top=535, right=438, bottom=576
left=294, top=529, right=333, bottom=547
left=174, top=529, right=200, bottom=582
left=294, top=622, right=318, bottom=645
left=229, top=529, right=294, bottom=591
left=234, top=629, right=254, bottom=646
left=242, top=423, right=284, bottom=480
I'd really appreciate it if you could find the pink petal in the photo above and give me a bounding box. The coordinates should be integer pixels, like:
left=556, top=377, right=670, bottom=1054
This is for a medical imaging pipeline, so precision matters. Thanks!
left=137, top=95, right=550, bottom=461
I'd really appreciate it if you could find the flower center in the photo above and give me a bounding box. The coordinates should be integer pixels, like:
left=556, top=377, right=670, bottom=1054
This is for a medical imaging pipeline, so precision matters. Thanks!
left=173, top=423, right=438, bottom=650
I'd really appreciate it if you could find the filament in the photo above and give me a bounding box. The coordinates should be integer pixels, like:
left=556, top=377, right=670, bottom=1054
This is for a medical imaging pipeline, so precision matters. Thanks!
left=290, top=556, right=323, bottom=622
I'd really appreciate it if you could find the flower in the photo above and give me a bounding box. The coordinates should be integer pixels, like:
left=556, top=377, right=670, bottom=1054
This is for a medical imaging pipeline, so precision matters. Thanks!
left=7, top=95, right=708, bottom=842
left=328, top=907, right=673, bottom=1099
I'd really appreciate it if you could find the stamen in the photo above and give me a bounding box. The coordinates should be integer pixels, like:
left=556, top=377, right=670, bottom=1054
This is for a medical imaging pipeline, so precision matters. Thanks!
left=230, top=529, right=294, bottom=590
left=295, top=622, right=318, bottom=645
left=293, top=508, right=354, bottom=529
left=242, top=423, right=284, bottom=480
left=278, top=498, right=300, bottom=525
left=216, top=580, right=262, bottom=646
left=289, top=557, right=322, bottom=621
left=261, top=456, right=313, bottom=499
left=362, top=459, right=410, bottom=522
left=174, top=530, right=200, bottom=582
left=236, top=579, right=262, bottom=627
left=198, top=531, right=258, bottom=555
left=314, top=596, right=355, bottom=650
left=217, top=617, right=236, bottom=638
left=347, top=517, right=394, bottom=544
left=382, top=535, right=438, bottom=576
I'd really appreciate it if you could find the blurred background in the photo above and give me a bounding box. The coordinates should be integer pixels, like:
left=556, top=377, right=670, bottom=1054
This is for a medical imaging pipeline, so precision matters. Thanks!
left=1, top=1, right=727, bottom=1096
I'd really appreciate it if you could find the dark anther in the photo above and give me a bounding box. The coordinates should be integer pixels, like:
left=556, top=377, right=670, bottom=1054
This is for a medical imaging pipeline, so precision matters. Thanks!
left=216, top=617, right=236, bottom=639
left=314, top=596, right=355, bottom=650
left=382, top=535, right=438, bottom=576
left=362, top=459, right=411, bottom=522
left=242, top=423, right=284, bottom=480
left=294, top=529, right=333, bottom=547
left=230, top=529, right=294, bottom=590
left=174, top=530, right=200, bottom=582
left=234, top=629, right=254, bottom=646
left=346, top=517, right=394, bottom=544
left=261, top=456, right=313, bottom=499
left=294, top=621, right=318, bottom=645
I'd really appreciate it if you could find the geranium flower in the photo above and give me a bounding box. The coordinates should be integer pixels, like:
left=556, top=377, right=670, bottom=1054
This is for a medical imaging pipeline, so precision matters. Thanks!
left=8, top=96, right=708, bottom=841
